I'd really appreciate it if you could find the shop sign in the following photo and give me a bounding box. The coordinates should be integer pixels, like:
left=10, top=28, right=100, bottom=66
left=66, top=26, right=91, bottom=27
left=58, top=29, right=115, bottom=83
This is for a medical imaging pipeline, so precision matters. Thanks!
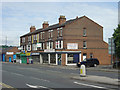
left=6, top=52, right=14, bottom=55
left=16, top=52, right=21, bottom=54
left=67, top=43, right=78, bottom=49
left=31, top=53, right=40, bottom=55
left=26, top=53, right=31, bottom=56
left=18, top=47, right=22, bottom=50
left=44, top=49, right=55, bottom=52
left=37, top=43, right=42, bottom=48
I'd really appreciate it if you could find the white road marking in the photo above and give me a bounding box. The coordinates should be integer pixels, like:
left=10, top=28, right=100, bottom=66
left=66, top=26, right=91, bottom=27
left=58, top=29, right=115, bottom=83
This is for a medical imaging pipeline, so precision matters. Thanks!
left=30, top=76, right=50, bottom=82
left=26, top=83, right=48, bottom=89
left=74, top=81, right=108, bottom=89
left=11, top=72, right=24, bottom=77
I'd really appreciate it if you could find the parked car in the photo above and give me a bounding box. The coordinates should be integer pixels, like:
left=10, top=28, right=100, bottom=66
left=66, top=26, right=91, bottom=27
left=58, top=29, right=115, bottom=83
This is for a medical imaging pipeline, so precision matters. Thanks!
left=77, top=58, right=99, bottom=67
left=113, top=61, right=120, bottom=69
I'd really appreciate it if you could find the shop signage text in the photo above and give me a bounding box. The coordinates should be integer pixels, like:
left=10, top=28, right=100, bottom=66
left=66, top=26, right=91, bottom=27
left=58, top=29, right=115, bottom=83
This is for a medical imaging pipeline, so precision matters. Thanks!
left=6, top=52, right=14, bottom=55
left=67, top=43, right=78, bottom=49
left=44, top=49, right=55, bottom=52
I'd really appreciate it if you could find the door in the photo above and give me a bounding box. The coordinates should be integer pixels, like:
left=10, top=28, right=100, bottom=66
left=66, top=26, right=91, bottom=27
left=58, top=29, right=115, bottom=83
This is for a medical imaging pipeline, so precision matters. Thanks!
left=58, top=54, right=61, bottom=65
left=13, top=54, right=16, bottom=60
left=83, top=53, right=87, bottom=61
left=9, top=57, right=11, bottom=62
left=73, top=54, right=79, bottom=63
left=2, top=54, right=5, bottom=62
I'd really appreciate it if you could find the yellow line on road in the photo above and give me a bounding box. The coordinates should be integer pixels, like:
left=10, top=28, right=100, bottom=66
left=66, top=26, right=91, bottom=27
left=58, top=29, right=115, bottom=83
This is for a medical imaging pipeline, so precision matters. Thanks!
left=0, top=82, right=17, bottom=90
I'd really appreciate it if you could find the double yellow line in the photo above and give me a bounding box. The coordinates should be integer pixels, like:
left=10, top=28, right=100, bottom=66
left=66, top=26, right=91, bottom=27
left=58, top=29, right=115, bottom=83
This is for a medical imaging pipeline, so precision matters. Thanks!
left=0, top=82, right=17, bottom=90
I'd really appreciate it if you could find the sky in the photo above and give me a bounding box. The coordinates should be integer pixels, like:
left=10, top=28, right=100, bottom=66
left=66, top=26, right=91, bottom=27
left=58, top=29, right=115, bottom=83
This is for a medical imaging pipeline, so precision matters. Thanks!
left=1, top=0, right=119, bottom=46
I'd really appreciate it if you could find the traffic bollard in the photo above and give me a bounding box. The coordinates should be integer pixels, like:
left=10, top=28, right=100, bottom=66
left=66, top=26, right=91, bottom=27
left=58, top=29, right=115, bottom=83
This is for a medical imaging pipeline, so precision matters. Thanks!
left=80, top=64, right=86, bottom=77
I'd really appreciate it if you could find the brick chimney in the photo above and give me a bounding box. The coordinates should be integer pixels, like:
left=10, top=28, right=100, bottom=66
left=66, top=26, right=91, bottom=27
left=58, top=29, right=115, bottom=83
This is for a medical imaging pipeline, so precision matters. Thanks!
left=59, top=15, right=66, bottom=24
left=42, top=21, right=49, bottom=29
left=30, top=26, right=36, bottom=32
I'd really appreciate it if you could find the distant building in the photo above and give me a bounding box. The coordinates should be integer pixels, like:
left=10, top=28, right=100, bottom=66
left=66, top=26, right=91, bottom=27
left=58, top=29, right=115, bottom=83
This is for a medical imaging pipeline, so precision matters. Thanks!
left=20, top=15, right=111, bottom=65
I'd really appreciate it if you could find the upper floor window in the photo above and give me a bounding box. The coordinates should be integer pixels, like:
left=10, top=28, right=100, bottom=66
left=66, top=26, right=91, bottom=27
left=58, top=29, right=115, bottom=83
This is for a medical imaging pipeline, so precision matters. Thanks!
left=48, top=30, right=53, bottom=38
left=83, top=41, right=87, bottom=48
left=27, top=45, right=31, bottom=51
left=57, top=28, right=60, bottom=37
left=46, top=42, right=53, bottom=49
left=60, top=27, right=63, bottom=36
left=32, top=44, right=37, bottom=51
left=33, top=34, right=37, bottom=40
left=22, top=37, right=25, bottom=43
left=83, top=28, right=86, bottom=36
left=41, top=32, right=45, bottom=39
left=28, top=36, right=31, bottom=41
left=56, top=40, right=63, bottom=49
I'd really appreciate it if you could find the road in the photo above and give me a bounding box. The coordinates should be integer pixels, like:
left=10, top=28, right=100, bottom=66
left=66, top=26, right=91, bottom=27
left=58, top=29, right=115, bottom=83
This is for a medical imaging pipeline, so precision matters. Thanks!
left=1, top=63, right=119, bottom=89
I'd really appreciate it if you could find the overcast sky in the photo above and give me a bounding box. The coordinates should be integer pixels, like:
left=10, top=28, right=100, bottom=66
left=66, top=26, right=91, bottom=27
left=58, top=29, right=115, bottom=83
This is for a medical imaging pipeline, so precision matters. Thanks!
left=1, top=1, right=118, bottom=46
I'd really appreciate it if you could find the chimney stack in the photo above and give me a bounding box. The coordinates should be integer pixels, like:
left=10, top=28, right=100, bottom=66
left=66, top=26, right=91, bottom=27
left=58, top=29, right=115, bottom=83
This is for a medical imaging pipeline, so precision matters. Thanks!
left=42, top=21, right=49, bottom=29
left=30, top=26, right=36, bottom=32
left=59, top=15, right=66, bottom=24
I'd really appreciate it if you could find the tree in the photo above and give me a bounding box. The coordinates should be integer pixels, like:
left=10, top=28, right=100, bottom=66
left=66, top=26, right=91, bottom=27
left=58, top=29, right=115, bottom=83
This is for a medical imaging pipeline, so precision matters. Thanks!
left=113, top=24, right=120, bottom=60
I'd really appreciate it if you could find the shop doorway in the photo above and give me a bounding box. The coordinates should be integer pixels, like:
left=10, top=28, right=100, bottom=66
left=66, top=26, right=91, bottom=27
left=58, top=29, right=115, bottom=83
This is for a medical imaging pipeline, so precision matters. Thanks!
left=58, top=54, right=61, bottom=65
left=73, top=54, right=79, bottom=63
left=9, top=57, right=11, bottom=62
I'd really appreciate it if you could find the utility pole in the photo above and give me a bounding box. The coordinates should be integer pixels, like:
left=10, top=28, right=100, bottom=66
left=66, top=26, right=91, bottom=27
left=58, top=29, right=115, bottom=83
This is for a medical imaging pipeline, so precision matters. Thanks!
left=5, top=36, right=7, bottom=46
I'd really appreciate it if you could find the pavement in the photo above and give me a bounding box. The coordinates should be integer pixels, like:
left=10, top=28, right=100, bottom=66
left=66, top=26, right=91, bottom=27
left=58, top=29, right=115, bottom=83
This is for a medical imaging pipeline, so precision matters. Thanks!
left=71, top=75, right=120, bottom=86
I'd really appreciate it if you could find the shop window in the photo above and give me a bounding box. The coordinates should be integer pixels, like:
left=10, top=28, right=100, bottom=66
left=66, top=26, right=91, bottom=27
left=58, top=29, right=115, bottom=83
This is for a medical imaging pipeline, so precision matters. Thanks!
left=67, top=54, right=79, bottom=64
left=83, top=41, right=87, bottom=48
left=56, top=40, right=63, bottom=49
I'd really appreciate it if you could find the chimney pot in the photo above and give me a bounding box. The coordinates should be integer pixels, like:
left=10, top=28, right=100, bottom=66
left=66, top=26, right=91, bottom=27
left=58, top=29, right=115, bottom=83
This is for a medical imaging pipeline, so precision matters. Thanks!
left=30, top=26, right=36, bottom=32
left=42, top=21, right=49, bottom=29
left=59, top=15, right=66, bottom=24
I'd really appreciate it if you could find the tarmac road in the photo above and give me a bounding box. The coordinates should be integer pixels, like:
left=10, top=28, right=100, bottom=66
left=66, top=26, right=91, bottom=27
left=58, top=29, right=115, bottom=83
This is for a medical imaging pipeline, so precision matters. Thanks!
left=1, top=63, right=119, bottom=89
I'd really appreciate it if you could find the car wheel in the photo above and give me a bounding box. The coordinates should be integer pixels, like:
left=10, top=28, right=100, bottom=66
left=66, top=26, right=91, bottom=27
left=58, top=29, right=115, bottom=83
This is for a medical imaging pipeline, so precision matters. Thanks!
left=94, top=64, right=97, bottom=67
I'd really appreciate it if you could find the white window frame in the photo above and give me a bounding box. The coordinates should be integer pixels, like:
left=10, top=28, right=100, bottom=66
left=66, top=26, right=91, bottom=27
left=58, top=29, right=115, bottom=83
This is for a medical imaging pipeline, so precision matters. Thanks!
left=32, top=44, right=37, bottom=51
left=27, top=45, right=31, bottom=51
left=55, top=40, right=63, bottom=49
left=28, top=36, right=31, bottom=41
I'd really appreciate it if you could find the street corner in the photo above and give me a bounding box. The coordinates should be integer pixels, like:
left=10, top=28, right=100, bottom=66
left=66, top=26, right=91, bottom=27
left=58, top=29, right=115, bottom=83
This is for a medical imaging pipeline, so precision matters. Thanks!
left=0, top=82, right=17, bottom=90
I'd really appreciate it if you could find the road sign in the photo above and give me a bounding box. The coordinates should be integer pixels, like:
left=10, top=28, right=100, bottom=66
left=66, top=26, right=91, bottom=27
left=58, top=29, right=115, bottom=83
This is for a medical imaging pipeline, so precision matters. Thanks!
left=108, top=38, right=115, bottom=54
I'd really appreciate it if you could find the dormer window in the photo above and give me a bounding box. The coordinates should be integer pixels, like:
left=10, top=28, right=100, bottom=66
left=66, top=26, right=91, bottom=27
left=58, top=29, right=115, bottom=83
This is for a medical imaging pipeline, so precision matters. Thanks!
left=83, top=28, right=86, bottom=36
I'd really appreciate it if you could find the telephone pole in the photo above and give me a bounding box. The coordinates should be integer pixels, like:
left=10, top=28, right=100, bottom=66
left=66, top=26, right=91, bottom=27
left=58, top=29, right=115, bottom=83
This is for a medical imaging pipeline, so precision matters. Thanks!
left=5, top=36, right=7, bottom=46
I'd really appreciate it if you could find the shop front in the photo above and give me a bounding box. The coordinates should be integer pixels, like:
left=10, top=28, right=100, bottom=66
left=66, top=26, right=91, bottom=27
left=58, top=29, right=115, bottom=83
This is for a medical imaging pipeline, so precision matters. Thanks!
left=31, top=53, right=40, bottom=63
left=39, top=50, right=81, bottom=66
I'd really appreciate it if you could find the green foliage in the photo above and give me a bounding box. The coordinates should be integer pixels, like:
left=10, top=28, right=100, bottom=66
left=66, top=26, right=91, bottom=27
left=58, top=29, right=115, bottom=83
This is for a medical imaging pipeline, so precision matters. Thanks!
left=113, top=24, right=120, bottom=59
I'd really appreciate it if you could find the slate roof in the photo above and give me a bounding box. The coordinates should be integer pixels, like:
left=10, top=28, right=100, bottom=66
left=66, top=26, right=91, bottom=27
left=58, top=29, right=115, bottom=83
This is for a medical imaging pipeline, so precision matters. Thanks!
left=20, top=18, right=76, bottom=37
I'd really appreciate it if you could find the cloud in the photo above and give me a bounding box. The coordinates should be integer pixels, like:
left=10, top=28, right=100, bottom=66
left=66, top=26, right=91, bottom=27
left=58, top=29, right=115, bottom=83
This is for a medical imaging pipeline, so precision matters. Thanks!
left=2, top=2, right=118, bottom=46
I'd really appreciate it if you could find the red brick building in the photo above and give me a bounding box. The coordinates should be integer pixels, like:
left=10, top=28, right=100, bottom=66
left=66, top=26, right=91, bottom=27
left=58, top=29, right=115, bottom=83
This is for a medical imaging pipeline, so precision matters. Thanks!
left=20, top=15, right=111, bottom=65
left=6, top=47, right=20, bottom=62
